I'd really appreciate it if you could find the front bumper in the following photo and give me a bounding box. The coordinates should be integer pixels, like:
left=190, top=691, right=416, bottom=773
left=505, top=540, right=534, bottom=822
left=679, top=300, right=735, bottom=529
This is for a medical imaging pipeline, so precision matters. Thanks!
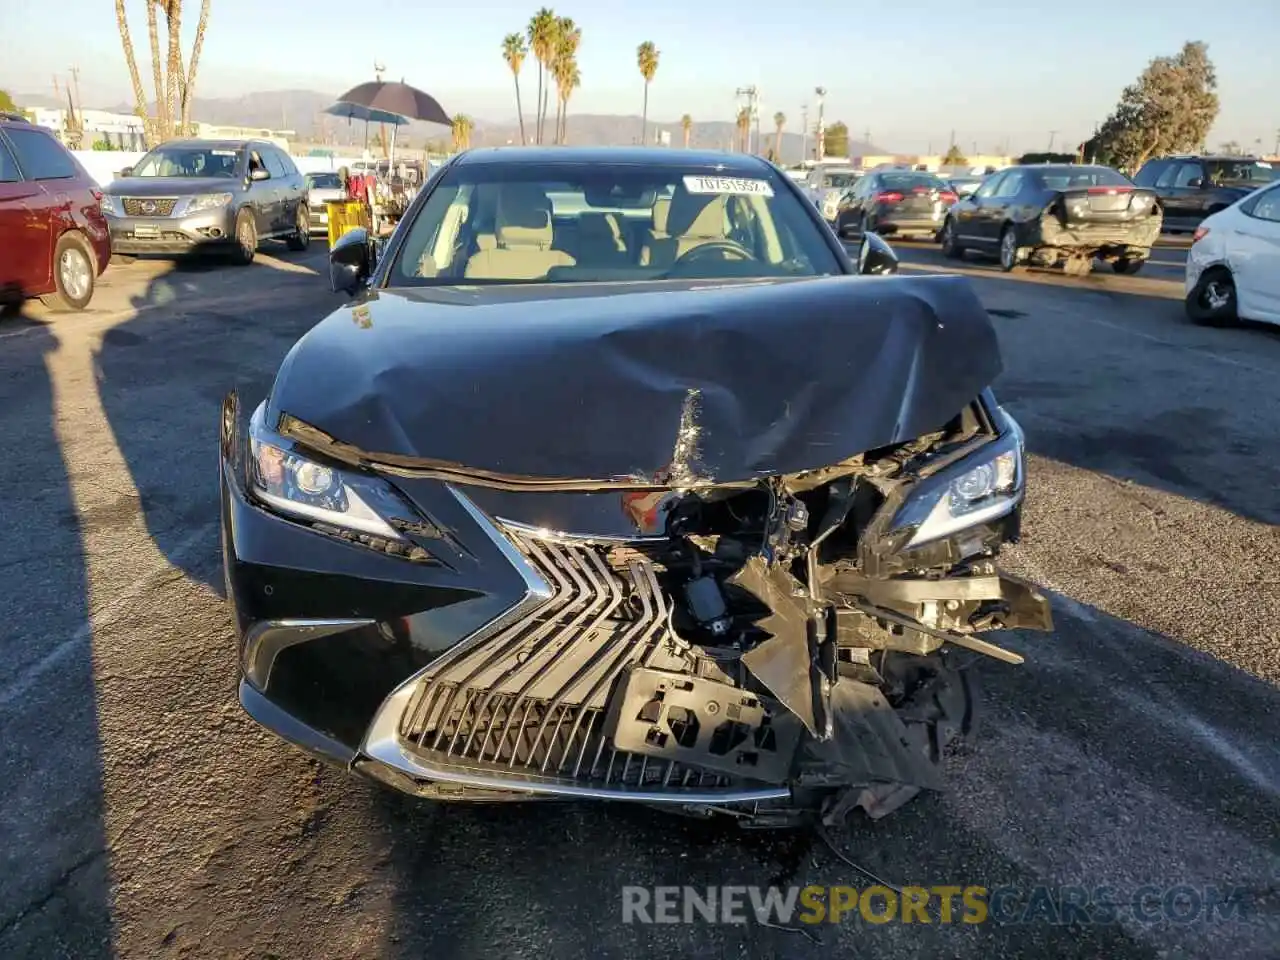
left=106, top=206, right=237, bottom=255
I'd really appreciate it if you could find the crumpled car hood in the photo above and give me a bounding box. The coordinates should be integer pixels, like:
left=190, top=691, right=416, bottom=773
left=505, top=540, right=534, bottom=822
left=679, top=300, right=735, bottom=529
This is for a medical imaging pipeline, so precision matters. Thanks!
left=267, top=275, right=1002, bottom=483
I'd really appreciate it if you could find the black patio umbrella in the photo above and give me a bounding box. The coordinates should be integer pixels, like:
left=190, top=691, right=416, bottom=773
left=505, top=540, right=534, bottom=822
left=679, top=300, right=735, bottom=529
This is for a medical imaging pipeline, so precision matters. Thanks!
left=334, top=81, right=453, bottom=127
left=324, top=101, right=410, bottom=151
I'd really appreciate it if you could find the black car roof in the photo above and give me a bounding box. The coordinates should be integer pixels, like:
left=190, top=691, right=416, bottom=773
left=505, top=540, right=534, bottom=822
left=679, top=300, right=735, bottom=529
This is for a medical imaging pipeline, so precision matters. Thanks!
left=455, top=146, right=774, bottom=172
left=155, top=138, right=269, bottom=151
left=1161, top=154, right=1261, bottom=163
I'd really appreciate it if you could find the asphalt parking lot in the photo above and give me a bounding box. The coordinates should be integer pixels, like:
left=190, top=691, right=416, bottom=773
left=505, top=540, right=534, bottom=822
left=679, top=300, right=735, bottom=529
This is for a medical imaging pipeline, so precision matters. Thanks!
left=1, top=237, right=1277, bottom=959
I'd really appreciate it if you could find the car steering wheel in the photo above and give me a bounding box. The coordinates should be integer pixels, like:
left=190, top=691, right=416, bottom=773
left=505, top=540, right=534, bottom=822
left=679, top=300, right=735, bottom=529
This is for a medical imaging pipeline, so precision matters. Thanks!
left=672, top=239, right=757, bottom=267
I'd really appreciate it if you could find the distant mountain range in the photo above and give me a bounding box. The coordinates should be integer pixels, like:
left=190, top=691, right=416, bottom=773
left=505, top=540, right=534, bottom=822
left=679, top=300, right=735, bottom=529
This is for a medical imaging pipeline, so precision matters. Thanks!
left=12, top=88, right=887, bottom=158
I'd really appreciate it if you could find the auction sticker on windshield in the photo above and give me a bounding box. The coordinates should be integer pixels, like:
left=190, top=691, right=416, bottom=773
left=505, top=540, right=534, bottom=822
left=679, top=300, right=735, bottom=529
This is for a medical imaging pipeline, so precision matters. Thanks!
left=683, top=176, right=775, bottom=197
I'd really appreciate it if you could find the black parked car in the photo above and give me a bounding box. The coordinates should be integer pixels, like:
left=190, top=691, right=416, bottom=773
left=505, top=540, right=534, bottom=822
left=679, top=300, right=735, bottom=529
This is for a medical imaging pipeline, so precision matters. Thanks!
left=220, top=147, right=1051, bottom=828
left=940, top=164, right=1161, bottom=275
left=1132, top=155, right=1278, bottom=234
left=101, top=138, right=309, bottom=263
left=834, top=170, right=959, bottom=241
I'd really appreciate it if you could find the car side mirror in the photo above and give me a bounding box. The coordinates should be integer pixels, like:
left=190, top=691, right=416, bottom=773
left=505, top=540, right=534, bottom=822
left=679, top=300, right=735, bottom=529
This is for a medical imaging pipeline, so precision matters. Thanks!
left=118, top=165, right=133, bottom=177
left=249, top=168, right=271, bottom=182
left=857, top=232, right=900, bottom=276
left=330, top=227, right=372, bottom=294
left=1187, top=177, right=1203, bottom=189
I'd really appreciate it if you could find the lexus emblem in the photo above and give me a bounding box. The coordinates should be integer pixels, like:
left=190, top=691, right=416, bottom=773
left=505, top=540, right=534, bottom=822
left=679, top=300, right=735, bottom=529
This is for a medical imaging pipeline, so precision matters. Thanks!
left=141, top=200, right=157, bottom=214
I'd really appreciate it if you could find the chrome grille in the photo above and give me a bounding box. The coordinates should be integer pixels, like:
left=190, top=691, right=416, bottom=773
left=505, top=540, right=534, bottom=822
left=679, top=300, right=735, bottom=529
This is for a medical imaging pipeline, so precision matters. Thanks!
left=122, top=197, right=177, bottom=217
left=397, top=527, right=737, bottom=792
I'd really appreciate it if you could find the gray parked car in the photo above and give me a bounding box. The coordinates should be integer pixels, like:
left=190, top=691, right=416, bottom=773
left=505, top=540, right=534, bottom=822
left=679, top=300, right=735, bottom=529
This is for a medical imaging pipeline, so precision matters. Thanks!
left=101, top=138, right=309, bottom=264
left=304, top=171, right=345, bottom=235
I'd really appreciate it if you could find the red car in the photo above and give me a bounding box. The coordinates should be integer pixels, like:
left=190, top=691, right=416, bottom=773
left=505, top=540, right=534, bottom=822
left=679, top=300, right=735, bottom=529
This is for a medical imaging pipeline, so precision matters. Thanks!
left=0, top=112, right=111, bottom=312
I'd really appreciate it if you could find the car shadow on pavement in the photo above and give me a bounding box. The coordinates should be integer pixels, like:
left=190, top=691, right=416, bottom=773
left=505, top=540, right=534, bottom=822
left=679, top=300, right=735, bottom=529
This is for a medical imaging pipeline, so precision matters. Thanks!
left=0, top=317, right=114, bottom=958
left=94, top=247, right=332, bottom=594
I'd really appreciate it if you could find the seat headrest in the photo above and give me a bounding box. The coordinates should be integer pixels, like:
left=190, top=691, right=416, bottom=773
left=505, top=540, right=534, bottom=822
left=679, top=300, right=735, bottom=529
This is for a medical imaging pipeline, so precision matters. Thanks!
left=652, top=196, right=671, bottom=233
left=666, top=190, right=727, bottom=238
left=496, top=183, right=554, bottom=249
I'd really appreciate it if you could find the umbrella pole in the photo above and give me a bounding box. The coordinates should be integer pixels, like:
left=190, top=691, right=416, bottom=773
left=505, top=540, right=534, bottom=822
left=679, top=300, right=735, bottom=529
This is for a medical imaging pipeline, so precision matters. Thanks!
left=389, top=124, right=398, bottom=174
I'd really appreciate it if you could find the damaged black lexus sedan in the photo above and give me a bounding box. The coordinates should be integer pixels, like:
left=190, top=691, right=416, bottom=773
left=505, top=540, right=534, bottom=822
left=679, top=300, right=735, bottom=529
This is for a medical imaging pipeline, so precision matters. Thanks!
left=220, top=147, right=1052, bottom=827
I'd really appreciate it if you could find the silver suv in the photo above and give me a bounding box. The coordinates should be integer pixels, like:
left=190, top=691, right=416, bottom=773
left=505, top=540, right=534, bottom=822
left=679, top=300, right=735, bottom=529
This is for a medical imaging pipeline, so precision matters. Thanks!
left=101, top=138, right=309, bottom=264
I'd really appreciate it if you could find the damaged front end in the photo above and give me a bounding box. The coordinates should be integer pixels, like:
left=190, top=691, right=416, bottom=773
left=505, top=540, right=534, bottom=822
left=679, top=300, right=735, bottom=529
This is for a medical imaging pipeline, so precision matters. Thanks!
left=226, top=390, right=1051, bottom=828
left=222, top=274, right=1051, bottom=827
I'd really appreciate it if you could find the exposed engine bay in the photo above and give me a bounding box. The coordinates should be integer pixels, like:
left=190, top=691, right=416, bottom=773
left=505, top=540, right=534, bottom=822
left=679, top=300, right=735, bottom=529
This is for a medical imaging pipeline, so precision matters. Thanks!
left=354, top=400, right=1052, bottom=827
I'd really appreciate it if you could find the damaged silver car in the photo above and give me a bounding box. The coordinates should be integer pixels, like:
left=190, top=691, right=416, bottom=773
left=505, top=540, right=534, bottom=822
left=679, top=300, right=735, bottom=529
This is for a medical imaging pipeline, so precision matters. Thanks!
left=219, top=147, right=1052, bottom=827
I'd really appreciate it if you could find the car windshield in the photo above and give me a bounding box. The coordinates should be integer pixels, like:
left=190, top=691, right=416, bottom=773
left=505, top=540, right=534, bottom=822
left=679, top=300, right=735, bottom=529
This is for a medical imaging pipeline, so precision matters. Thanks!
left=879, top=173, right=948, bottom=191
left=823, top=172, right=860, bottom=188
left=306, top=172, right=341, bottom=189
left=131, top=145, right=241, bottom=178
left=1035, top=166, right=1130, bottom=190
left=389, top=160, right=844, bottom=286
left=1206, top=160, right=1276, bottom=184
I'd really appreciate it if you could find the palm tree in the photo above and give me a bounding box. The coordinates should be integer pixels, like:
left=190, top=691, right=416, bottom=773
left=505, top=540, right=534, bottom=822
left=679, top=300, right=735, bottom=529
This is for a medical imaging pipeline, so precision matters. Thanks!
left=636, top=41, right=659, bottom=144
left=502, top=33, right=529, bottom=145
left=551, top=18, right=580, bottom=144
left=735, top=107, right=751, bottom=152
left=527, top=8, right=558, bottom=145
left=145, top=1, right=166, bottom=138
left=115, top=0, right=155, bottom=144
left=557, top=60, right=581, bottom=143
left=773, top=111, right=786, bottom=162
left=680, top=114, right=692, bottom=148
left=179, top=0, right=210, bottom=136
left=451, top=114, right=474, bottom=152
left=162, top=0, right=183, bottom=141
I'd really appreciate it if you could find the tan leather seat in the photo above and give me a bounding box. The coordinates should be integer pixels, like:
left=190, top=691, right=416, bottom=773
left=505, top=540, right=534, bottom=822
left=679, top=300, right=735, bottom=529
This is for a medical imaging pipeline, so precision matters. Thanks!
left=649, top=196, right=671, bottom=241
left=640, top=191, right=728, bottom=267
left=464, top=184, right=576, bottom=280
left=576, top=212, right=628, bottom=265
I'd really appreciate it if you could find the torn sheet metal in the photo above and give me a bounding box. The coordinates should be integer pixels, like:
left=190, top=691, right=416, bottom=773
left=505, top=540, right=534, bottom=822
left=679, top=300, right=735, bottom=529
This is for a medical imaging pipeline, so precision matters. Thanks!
left=729, top=557, right=828, bottom=738
left=803, top=680, right=947, bottom=793
left=265, top=274, right=1002, bottom=483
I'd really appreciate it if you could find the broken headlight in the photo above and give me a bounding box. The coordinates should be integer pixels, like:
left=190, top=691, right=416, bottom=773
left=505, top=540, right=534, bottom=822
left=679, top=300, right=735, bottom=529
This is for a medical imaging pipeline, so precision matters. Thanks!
left=248, top=420, right=418, bottom=541
left=891, top=412, right=1025, bottom=548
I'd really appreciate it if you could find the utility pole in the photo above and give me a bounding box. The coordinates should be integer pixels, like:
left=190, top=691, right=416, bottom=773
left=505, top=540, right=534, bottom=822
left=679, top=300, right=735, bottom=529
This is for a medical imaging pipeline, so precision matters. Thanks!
left=800, top=104, right=809, bottom=163
left=1047, top=130, right=1058, bottom=152
left=814, top=86, right=827, bottom=161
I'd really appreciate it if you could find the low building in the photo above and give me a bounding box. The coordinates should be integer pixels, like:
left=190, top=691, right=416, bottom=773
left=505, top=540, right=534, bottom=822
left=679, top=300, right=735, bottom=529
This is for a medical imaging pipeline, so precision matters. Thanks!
left=194, top=123, right=294, bottom=152
left=28, top=107, right=147, bottom=151
left=852, top=153, right=1012, bottom=173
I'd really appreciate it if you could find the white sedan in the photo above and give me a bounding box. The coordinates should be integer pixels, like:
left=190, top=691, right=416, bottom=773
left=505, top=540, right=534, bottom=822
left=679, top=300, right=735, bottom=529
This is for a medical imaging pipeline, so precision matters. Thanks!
left=1184, top=181, right=1280, bottom=327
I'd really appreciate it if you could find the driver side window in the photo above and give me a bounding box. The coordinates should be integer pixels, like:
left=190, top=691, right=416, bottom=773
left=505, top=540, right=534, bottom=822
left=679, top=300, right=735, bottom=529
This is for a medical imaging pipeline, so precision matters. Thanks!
left=974, top=174, right=1004, bottom=199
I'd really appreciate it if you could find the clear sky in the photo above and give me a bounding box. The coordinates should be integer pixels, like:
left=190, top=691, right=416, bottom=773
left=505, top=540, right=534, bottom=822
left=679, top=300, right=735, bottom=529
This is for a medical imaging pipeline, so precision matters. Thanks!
left=1, top=0, right=1276, bottom=154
